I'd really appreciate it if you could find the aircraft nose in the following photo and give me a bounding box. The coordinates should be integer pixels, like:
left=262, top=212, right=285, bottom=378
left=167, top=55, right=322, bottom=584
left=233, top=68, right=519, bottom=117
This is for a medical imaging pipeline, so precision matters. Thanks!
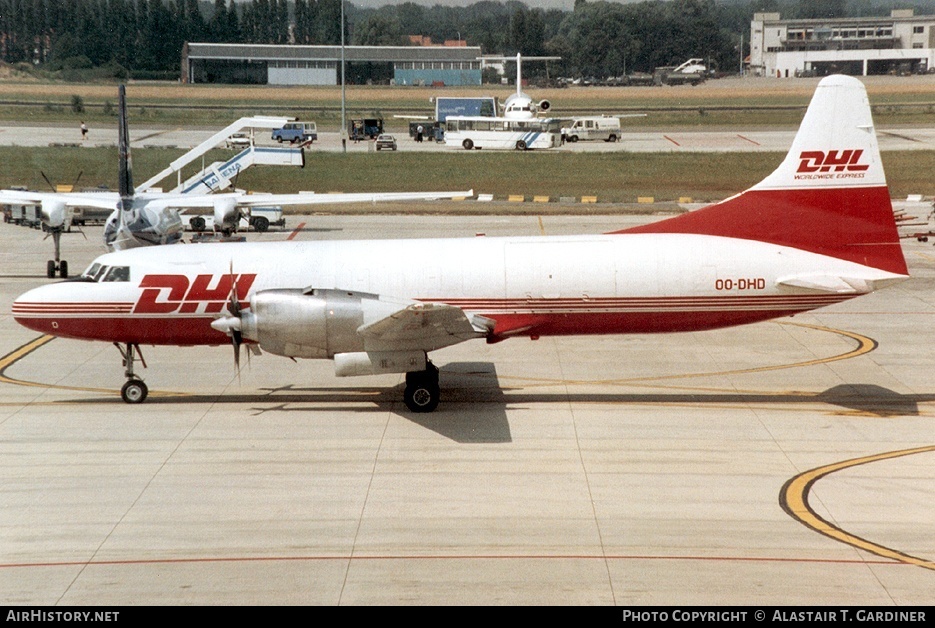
left=12, top=284, right=66, bottom=334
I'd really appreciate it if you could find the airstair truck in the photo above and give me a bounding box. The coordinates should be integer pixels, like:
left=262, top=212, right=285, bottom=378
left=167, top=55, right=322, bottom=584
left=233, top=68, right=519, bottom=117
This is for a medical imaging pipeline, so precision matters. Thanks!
left=653, top=59, right=707, bottom=86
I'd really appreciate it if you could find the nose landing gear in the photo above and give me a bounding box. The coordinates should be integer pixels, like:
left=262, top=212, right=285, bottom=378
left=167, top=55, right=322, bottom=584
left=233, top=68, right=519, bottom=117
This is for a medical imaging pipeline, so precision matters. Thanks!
left=115, top=342, right=148, bottom=403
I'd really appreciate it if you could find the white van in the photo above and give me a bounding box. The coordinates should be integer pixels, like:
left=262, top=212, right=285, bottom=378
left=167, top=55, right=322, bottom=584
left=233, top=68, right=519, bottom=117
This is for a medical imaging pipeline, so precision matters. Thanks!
left=561, top=116, right=622, bottom=142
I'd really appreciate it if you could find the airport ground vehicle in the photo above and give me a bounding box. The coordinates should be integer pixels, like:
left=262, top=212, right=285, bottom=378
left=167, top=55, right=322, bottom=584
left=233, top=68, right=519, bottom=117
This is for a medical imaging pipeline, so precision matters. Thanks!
left=225, top=133, right=252, bottom=149
left=185, top=206, right=285, bottom=233
left=654, top=59, right=707, bottom=85
left=408, top=122, right=444, bottom=142
left=432, top=96, right=498, bottom=122
left=561, top=116, right=622, bottom=142
left=445, top=116, right=562, bottom=150
left=375, top=135, right=398, bottom=151
left=348, top=118, right=384, bottom=140
left=271, top=122, right=317, bottom=144
left=4, top=203, right=40, bottom=227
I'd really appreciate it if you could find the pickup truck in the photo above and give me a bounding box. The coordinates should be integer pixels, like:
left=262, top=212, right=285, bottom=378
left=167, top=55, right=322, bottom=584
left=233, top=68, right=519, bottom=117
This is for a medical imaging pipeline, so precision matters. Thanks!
left=271, top=122, right=317, bottom=144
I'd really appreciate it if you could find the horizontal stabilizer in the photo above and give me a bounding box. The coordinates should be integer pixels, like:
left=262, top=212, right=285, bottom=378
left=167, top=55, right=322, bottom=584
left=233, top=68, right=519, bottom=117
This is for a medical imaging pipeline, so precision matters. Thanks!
left=777, top=274, right=904, bottom=294
left=777, top=275, right=861, bottom=294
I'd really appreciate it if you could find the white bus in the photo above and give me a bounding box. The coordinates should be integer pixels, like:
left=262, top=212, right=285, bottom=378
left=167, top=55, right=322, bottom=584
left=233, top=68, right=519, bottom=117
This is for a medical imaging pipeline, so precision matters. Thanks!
left=445, top=116, right=562, bottom=150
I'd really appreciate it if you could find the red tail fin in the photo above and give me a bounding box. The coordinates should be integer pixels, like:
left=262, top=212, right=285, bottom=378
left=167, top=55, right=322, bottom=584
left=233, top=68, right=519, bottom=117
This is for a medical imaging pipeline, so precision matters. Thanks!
left=616, top=75, right=907, bottom=276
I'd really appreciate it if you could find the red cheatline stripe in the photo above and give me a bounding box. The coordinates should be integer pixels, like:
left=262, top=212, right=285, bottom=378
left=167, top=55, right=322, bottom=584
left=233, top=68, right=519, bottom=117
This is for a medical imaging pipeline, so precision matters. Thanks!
left=12, top=306, right=133, bottom=314
left=12, top=304, right=133, bottom=310
left=422, top=295, right=853, bottom=307
left=13, top=302, right=133, bottom=306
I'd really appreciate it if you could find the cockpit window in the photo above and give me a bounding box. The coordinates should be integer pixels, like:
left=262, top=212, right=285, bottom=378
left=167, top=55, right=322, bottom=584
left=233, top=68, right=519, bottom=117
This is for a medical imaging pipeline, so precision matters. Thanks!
left=83, top=263, right=102, bottom=280
left=80, top=263, right=129, bottom=282
left=102, top=266, right=130, bottom=282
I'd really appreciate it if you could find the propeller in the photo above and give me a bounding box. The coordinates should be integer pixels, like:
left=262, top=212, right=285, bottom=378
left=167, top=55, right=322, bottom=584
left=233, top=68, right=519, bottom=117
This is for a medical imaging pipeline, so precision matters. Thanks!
left=210, top=261, right=245, bottom=374
left=40, top=170, right=82, bottom=193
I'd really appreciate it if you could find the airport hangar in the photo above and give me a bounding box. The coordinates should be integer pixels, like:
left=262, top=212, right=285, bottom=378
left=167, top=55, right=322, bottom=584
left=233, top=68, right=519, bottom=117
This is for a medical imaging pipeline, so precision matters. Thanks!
left=181, top=42, right=483, bottom=86
left=749, top=8, right=935, bottom=78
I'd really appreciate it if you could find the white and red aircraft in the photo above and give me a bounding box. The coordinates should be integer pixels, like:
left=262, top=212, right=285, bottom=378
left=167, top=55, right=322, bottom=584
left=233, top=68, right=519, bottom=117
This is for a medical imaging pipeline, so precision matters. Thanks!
left=12, top=75, right=909, bottom=412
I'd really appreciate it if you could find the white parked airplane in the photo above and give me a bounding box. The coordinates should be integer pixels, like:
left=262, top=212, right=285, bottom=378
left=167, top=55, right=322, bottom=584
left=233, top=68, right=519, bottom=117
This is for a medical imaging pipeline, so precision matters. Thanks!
left=0, top=85, right=471, bottom=277
left=494, top=53, right=559, bottom=119
left=12, top=76, right=909, bottom=412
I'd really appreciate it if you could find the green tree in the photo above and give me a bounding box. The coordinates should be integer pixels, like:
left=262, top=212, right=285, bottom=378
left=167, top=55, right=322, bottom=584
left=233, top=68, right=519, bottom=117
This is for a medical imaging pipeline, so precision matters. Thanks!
left=796, top=0, right=847, bottom=19
left=356, top=14, right=404, bottom=46
left=210, top=0, right=229, bottom=41
left=318, top=0, right=346, bottom=45
left=294, top=0, right=318, bottom=44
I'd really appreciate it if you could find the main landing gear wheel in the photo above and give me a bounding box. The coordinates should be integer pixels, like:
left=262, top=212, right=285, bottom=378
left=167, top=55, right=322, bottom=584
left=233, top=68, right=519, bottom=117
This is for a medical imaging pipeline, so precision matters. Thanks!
left=404, top=362, right=440, bottom=413
left=47, top=260, right=67, bottom=278
left=121, top=379, right=148, bottom=404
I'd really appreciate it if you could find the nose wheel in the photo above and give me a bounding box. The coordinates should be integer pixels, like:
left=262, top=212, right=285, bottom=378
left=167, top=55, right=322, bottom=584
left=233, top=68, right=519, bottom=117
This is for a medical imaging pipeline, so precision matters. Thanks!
left=116, top=342, right=148, bottom=404
left=121, top=379, right=148, bottom=404
left=404, top=362, right=440, bottom=413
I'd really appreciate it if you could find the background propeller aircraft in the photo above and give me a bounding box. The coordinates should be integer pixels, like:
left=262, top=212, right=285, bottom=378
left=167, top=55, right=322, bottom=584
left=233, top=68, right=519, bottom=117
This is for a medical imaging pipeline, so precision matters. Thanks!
left=0, top=85, right=471, bottom=277
left=12, top=76, right=908, bottom=412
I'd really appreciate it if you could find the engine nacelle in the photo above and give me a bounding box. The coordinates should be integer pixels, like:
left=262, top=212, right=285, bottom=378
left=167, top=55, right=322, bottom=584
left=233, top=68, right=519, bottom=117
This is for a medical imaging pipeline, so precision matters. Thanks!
left=213, top=197, right=240, bottom=234
left=41, top=199, right=67, bottom=230
left=240, top=288, right=407, bottom=360
left=334, top=351, right=426, bottom=377
left=537, top=99, right=551, bottom=113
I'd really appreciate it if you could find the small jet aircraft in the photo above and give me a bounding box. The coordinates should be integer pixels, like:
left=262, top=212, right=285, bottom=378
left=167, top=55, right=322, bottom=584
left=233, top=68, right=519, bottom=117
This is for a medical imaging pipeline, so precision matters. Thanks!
left=12, top=75, right=909, bottom=412
left=0, top=85, right=471, bottom=277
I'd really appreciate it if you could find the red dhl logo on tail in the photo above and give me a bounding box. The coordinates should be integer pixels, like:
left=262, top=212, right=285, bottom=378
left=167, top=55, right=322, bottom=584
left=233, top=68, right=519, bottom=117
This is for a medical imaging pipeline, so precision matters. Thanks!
left=796, top=150, right=869, bottom=173
left=133, top=274, right=257, bottom=314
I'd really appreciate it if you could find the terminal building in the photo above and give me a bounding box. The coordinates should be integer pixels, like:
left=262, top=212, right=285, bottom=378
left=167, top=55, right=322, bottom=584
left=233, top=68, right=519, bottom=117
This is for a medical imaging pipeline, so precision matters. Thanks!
left=749, top=9, right=935, bottom=77
left=181, top=43, right=483, bottom=86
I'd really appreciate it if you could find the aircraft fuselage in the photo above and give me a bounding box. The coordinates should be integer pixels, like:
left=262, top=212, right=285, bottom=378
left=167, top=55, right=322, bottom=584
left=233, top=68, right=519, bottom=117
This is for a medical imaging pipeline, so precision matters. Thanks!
left=12, top=232, right=899, bottom=347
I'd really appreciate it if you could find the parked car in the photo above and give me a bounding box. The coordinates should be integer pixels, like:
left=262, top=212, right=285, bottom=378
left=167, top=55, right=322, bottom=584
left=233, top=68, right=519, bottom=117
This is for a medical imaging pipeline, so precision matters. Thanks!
left=375, top=134, right=398, bottom=151
left=225, top=132, right=252, bottom=150
left=271, top=122, right=317, bottom=144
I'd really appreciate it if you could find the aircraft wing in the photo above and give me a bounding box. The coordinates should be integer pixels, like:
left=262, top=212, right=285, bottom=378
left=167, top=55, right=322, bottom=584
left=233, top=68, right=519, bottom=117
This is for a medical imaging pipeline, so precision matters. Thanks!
left=237, top=190, right=476, bottom=207
left=0, top=189, right=120, bottom=211
left=358, top=300, right=492, bottom=352
left=136, top=190, right=474, bottom=212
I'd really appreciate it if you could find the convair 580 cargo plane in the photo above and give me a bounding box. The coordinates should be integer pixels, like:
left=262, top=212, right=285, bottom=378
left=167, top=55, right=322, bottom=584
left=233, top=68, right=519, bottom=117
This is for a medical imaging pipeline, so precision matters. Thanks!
left=13, top=76, right=909, bottom=412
